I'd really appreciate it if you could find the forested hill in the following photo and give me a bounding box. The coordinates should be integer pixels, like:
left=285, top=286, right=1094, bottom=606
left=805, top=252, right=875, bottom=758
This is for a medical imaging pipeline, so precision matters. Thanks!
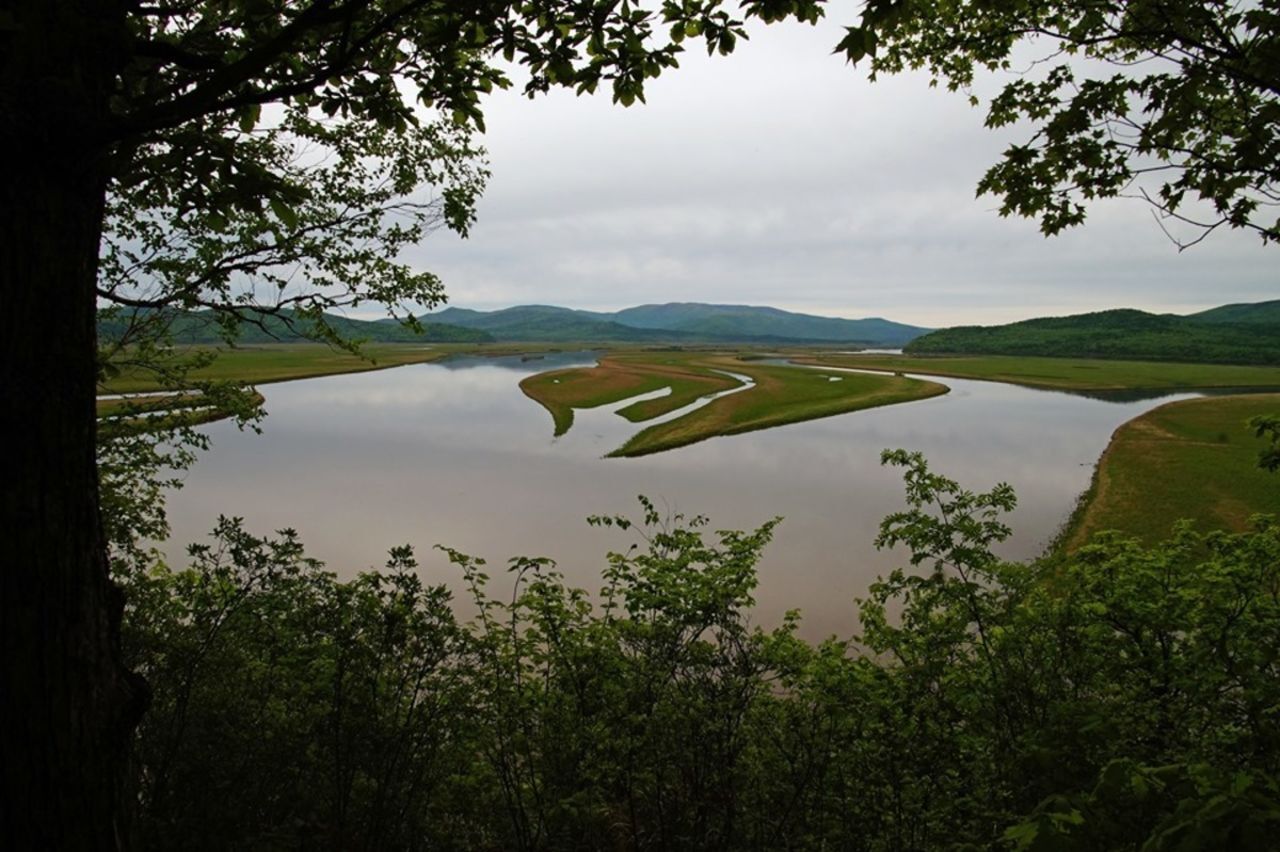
left=1189, top=300, right=1280, bottom=325
left=426, top=302, right=929, bottom=346
left=906, top=302, right=1280, bottom=365
left=99, top=302, right=929, bottom=347
left=423, top=305, right=709, bottom=343
left=98, top=308, right=493, bottom=345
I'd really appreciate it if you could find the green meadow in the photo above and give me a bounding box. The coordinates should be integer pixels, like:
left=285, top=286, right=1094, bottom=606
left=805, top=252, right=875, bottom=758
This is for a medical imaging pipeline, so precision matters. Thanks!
left=1063, top=394, right=1280, bottom=548
left=615, top=362, right=947, bottom=457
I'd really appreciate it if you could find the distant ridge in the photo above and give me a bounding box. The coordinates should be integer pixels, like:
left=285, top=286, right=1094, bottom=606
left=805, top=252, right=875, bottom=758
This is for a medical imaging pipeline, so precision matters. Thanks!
left=100, top=301, right=931, bottom=348
left=98, top=307, right=492, bottom=345
left=425, top=305, right=690, bottom=343
left=423, top=302, right=929, bottom=346
left=1188, top=299, right=1280, bottom=326
left=907, top=301, right=1280, bottom=365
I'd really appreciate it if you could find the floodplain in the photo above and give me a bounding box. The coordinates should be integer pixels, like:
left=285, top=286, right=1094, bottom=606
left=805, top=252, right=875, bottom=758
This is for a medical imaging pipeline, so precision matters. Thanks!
left=136, top=345, right=1277, bottom=639
left=98, top=342, right=1280, bottom=578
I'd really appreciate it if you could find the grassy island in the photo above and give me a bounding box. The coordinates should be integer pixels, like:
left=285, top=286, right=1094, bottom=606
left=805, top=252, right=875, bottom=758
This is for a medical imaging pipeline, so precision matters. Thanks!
left=521, top=352, right=949, bottom=456
left=518, top=353, right=741, bottom=436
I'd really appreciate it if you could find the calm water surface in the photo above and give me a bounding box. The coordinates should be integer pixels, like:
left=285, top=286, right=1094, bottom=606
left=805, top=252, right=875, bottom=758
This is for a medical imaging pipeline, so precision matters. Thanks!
left=163, top=353, right=1204, bottom=639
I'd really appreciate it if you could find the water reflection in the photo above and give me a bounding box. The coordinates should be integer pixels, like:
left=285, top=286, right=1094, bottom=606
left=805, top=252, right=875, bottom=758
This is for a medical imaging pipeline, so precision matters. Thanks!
left=163, top=354, right=1211, bottom=640
left=1069, top=385, right=1280, bottom=403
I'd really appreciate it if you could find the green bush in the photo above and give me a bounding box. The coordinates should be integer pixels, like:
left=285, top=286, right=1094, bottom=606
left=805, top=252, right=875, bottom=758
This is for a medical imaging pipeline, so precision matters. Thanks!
left=118, top=455, right=1280, bottom=850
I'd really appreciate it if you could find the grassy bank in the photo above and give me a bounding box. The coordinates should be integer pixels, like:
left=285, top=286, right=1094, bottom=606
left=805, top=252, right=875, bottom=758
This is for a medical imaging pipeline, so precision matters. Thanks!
left=100, top=343, right=469, bottom=393
left=1061, top=394, right=1280, bottom=549
left=521, top=352, right=948, bottom=456
left=98, top=342, right=493, bottom=434
left=96, top=390, right=266, bottom=439
left=519, top=353, right=740, bottom=436
left=615, top=360, right=947, bottom=457
left=793, top=352, right=1280, bottom=392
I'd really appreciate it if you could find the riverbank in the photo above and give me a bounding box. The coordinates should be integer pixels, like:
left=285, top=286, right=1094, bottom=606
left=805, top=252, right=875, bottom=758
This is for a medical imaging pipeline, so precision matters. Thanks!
left=99, top=343, right=474, bottom=393
left=97, top=342, right=601, bottom=430
left=789, top=352, right=1280, bottom=550
left=1057, top=393, right=1280, bottom=550
left=96, top=390, right=267, bottom=439
left=791, top=352, right=1280, bottom=393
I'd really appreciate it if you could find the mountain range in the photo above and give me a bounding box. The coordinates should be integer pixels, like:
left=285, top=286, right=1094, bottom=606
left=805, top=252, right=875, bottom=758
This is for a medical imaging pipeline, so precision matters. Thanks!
left=102, top=299, right=1279, bottom=364
left=417, top=303, right=929, bottom=346
left=101, top=302, right=928, bottom=347
left=906, top=300, right=1280, bottom=365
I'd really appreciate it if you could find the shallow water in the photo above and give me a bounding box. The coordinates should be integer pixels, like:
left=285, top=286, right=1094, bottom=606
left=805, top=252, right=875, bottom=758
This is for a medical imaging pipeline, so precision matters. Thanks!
left=162, top=352, right=1205, bottom=639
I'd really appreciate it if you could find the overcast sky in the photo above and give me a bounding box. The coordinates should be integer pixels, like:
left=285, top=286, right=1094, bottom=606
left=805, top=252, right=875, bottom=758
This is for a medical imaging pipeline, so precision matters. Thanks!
left=398, top=15, right=1276, bottom=328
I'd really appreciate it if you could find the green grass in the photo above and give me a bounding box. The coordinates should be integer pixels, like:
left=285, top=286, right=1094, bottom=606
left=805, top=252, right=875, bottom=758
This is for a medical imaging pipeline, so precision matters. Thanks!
left=521, top=351, right=947, bottom=455
left=519, top=353, right=742, bottom=436
left=1063, top=394, right=1280, bottom=548
left=613, top=361, right=947, bottom=457
left=608, top=353, right=748, bottom=421
left=794, top=353, right=1280, bottom=392
left=101, top=343, right=471, bottom=393
left=521, top=368, right=688, bottom=436
left=96, top=390, right=266, bottom=439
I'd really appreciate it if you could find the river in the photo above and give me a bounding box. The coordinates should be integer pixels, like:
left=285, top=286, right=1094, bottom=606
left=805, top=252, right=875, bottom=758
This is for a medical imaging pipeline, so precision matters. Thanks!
left=161, top=352, right=1207, bottom=639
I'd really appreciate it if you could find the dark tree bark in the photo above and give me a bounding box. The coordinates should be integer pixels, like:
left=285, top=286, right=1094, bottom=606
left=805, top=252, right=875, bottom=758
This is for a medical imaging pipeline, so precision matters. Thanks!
left=1, top=1, right=147, bottom=847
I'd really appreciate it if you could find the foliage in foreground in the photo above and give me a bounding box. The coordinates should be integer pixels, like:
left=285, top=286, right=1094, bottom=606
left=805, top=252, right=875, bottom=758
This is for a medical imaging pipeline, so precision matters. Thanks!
left=1252, top=415, right=1280, bottom=474
left=118, top=454, right=1280, bottom=850
left=843, top=0, right=1280, bottom=245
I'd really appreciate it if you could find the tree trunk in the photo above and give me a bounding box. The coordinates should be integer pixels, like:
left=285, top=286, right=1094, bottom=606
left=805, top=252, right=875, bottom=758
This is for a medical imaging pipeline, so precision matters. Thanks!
left=0, top=2, right=146, bottom=848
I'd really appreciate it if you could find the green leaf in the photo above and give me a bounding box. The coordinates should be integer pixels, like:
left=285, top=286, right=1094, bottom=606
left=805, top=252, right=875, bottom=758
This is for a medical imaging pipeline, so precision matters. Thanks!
left=237, top=104, right=261, bottom=134
left=269, top=197, right=298, bottom=230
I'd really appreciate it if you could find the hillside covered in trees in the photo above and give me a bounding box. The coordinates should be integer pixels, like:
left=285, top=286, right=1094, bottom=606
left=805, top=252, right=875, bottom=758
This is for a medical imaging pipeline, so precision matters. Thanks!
left=98, top=308, right=492, bottom=345
left=426, top=302, right=929, bottom=345
left=907, top=302, right=1280, bottom=365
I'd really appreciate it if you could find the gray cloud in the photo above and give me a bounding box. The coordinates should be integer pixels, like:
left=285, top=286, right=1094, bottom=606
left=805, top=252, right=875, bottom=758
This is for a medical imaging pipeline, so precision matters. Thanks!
left=397, top=16, right=1276, bottom=327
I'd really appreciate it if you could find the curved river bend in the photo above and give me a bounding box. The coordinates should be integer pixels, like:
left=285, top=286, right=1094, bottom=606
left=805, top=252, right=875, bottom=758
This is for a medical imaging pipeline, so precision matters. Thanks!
left=163, top=352, right=1206, bottom=639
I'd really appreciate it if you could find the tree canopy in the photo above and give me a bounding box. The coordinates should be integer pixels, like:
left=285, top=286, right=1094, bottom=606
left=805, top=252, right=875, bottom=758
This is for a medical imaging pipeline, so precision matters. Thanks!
left=840, top=0, right=1280, bottom=246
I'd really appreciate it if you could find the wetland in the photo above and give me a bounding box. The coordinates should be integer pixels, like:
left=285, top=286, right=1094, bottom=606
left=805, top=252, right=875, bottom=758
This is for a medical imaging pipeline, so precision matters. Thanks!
left=155, top=348, right=1278, bottom=639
